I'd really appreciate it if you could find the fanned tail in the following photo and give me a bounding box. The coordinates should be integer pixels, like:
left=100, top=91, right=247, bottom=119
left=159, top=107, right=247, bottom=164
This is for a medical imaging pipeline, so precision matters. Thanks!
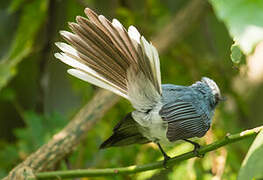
left=55, top=8, right=162, bottom=110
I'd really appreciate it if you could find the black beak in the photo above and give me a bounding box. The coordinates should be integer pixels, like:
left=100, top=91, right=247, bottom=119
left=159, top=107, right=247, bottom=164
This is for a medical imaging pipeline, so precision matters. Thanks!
left=219, top=96, right=227, bottom=101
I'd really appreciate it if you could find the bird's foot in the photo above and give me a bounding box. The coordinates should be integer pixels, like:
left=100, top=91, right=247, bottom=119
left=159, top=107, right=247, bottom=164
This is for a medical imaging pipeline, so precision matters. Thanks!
left=156, top=143, right=171, bottom=168
left=184, top=139, right=204, bottom=158
left=192, top=142, right=204, bottom=158
left=163, top=154, right=171, bottom=169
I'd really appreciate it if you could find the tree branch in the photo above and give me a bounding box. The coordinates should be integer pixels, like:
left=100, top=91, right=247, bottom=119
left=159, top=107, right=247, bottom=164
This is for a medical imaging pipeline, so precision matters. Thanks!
left=28, top=126, right=263, bottom=179
left=4, top=90, right=119, bottom=180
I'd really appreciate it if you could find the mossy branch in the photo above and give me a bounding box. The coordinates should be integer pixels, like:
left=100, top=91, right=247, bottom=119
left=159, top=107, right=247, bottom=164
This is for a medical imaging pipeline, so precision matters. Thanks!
left=4, top=90, right=119, bottom=180
left=29, top=126, right=263, bottom=179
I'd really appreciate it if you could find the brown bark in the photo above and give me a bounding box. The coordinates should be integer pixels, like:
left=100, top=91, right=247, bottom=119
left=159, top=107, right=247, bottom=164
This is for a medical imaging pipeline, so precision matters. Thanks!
left=5, top=90, right=119, bottom=180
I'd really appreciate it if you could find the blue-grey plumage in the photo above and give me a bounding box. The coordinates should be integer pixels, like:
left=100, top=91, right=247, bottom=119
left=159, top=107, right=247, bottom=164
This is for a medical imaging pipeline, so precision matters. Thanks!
left=55, top=8, right=223, bottom=164
left=130, top=77, right=221, bottom=146
left=160, top=79, right=218, bottom=142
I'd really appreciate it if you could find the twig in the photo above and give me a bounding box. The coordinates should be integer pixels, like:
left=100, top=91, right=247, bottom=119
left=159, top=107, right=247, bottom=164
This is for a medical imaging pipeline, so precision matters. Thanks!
left=28, top=126, right=262, bottom=179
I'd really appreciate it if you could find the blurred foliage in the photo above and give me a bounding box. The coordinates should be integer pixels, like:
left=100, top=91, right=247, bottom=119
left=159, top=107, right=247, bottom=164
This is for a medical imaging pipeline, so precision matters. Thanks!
left=0, top=0, right=263, bottom=179
left=0, top=0, right=48, bottom=90
left=230, top=43, right=243, bottom=64
left=209, top=0, right=263, bottom=55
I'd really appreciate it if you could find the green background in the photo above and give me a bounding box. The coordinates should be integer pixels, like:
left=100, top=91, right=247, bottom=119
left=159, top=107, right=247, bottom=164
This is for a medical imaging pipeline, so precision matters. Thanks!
left=1, top=0, right=263, bottom=179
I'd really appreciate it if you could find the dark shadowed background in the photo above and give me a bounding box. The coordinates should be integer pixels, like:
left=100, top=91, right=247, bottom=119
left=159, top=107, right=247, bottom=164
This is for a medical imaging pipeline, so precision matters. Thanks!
left=1, top=0, right=263, bottom=179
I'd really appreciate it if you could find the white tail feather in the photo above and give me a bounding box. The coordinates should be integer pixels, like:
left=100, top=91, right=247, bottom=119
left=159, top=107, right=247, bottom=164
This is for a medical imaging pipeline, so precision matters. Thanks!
left=127, top=69, right=161, bottom=111
left=55, top=52, right=127, bottom=98
left=54, top=52, right=91, bottom=73
left=140, top=37, right=162, bottom=93
left=112, top=19, right=123, bottom=29
left=55, top=42, right=80, bottom=58
left=128, top=26, right=141, bottom=44
left=68, top=69, right=129, bottom=99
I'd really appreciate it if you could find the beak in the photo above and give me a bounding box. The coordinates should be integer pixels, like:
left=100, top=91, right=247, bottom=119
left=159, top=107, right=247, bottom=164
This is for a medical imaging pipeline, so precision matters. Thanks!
left=219, top=96, right=227, bottom=101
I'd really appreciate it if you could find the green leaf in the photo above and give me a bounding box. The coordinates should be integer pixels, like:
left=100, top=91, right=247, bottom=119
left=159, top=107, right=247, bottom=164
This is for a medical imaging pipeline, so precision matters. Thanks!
left=0, top=0, right=48, bottom=91
left=209, top=0, right=263, bottom=55
left=230, top=43, right=243, bottom=64
left=238, top=131, right=263, bottom=180
left=14, top=111, right=67, bottom=154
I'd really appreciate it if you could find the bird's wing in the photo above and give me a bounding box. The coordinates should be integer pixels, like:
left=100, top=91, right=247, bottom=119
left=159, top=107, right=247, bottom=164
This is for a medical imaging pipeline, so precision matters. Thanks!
left=159, top=100, right=210, bottom=142
left=55, top=8, right=161, bottom=111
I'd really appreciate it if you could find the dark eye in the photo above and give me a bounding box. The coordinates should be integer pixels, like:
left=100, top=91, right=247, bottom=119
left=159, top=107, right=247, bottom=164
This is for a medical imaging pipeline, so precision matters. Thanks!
left=214, top=93, right=220, bottom=106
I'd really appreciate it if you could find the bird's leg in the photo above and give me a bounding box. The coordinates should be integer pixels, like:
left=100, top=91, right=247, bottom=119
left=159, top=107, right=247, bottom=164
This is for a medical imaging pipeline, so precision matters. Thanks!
left=157, top=143, right=171, bottom=168
left=183, top=139, right=204, bottom=158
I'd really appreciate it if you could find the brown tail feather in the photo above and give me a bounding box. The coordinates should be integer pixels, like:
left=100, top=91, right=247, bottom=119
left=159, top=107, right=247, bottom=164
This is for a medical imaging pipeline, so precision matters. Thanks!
left=55, top=8, right=162, bottom=108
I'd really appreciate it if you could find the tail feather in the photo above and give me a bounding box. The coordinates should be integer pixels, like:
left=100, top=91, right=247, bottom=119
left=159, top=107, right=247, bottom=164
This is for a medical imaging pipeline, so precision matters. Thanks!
left=99, top=113, right=150, bottom=149
left=54, top=49, right=128, bottom=99
left=67, top=69, right=128, bottom=99
left=55, top=8, right=162, bottom=110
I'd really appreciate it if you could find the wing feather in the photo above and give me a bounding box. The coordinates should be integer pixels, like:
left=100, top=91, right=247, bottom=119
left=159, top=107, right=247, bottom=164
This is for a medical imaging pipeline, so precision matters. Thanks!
left=160, top=100, right=210, bottom=141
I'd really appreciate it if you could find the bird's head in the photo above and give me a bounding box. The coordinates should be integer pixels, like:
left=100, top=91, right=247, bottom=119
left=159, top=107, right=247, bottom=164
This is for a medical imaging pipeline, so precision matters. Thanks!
left=201, top=77, right=225, bottom=108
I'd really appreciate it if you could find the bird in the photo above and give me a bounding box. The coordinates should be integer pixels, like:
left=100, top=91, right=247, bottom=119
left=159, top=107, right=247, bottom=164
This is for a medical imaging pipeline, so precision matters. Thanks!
left=54, top=8, right=223, bottom=166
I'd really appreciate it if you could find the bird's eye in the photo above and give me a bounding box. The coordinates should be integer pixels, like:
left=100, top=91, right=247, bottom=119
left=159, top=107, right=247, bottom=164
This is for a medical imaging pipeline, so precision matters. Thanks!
left=214, top=93, right=220, bottom=106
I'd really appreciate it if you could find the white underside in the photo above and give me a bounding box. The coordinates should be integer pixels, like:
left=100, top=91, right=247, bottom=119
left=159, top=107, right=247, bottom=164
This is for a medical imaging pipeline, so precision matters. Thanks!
left=132, top=103, right=171, bottom=145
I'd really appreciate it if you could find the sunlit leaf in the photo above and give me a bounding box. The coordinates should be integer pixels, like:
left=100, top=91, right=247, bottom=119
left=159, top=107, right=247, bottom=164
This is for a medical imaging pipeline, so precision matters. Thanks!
left=209, top=0, right=263, bottom=55
left=238, top=131, right=263, bottom=180
left=230, top=43, right=243, bottom=64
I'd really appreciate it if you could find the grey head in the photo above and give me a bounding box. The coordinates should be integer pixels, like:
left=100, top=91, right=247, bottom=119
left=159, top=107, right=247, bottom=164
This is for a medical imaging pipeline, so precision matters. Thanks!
left=200, top=77, right=223, bottom=109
